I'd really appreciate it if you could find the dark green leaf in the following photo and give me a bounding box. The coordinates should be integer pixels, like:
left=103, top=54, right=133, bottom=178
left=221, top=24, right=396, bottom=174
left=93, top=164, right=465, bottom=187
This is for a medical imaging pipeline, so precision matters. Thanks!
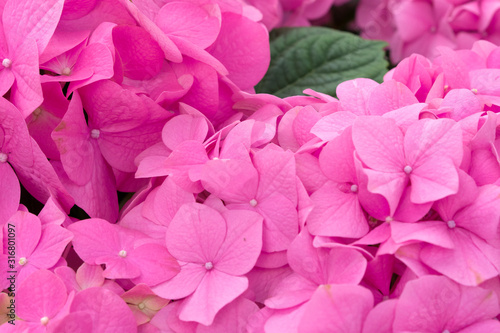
left=255, top=27, right=388, bottom=98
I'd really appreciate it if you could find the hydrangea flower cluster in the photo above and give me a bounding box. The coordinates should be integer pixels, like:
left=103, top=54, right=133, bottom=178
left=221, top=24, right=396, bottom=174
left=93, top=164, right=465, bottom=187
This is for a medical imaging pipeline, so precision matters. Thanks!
left=357, top=0, right=500, bottom=63
left=1, top=0, right=500, bottom=332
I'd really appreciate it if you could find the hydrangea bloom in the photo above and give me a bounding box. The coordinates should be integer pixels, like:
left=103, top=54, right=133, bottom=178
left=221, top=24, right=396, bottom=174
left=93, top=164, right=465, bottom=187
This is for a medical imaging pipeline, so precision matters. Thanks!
left=2, top=0, right=500, bottom=331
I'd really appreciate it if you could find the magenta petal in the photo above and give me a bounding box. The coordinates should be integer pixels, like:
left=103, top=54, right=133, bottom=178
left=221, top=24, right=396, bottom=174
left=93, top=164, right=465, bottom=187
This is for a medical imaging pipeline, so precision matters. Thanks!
left=179, top=271, right=249, bottom=326
left=298, top=284, right=374, bottom=333
left=0, top=163, right=19, bottom=224
left=112, top=25, right=164, bottom=80
left=167, top=203, right=226, bottom=263
left=17, top=270, right=67, bottom=322
left=208, top=12, right=269, bottom=90
left=71, top=287, right=137, bottom=332
left=152, top=177, right=195, bottom=227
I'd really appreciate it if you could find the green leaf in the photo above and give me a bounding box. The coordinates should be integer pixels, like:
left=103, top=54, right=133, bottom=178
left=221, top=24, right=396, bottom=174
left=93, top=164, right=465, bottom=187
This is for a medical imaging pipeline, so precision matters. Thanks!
left=255, top=27, right=388, bottom=98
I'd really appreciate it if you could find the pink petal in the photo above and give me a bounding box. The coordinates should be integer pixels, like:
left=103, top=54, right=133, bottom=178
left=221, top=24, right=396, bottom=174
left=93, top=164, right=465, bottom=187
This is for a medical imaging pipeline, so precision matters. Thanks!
left=157, top=2, right=221, bottom=49
left=179, top=271, right=248, bottom=326
left=367, top=80, right=419, bottom=115
left=3, top=0, right=64, bottom=54
left=29, top=224, right=73, bottom=268
left=352, top=116, right=405, bottom=172
left=0, top=163, right=19, bottom=224
left=17, top=270, right=67, bottom=322
left=208, top=12, right=269, bottom=90
left=162, top=115, right=209, bottom=151
left=255, top=193, right=299, bottom=252
left=166, top=203, right=226, bottom=263
left=112, top=25, right=164, bottom=80
left=152, top=262, right=207, bottom=300
left=298, top=284, right=374, bottom=333
left=336, top=78, right=378, bottom=115
left=51, top=312, right=93, bottom=333
left=70, top=287, right=137, bottom=332
left=76, top=263, right=105, bottom=290
left=130, top=243, right=181, bottom=286
left=307, top=182, right=368, bottom=238
left=362, top=299, right=397, bottom=333
left=197, top=297, right=259, bottom=333
left=421, top=229, right=499, bottom=286
left=214, top=209, right=263, bottom=275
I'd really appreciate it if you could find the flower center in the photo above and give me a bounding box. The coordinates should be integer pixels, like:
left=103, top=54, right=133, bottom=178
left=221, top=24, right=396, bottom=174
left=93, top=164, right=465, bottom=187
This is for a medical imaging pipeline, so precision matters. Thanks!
left=19, top=257, right=27, bottom=265
left=0, top=153, right=7, bottom=163
left=447, top=220, right=456, bottom=229
left=2, top=58, right=12, bottom=68
left=404, top=165, right=413, bottom=174
left=205, top=262, right=213, bottom=270
left=138, top=302, right=146, bottom=310
left=471, top=88, right=478, bottom=94
left=350, top=184, right=358, bottom=193
left=40, top=316, right=49, bottom=326
left=61, top=67, right=71, bottom=76
left=249, top=199, right=258, bottom=207
left=90, top=129, right=100, bottom=139
left=385, top=216, right=393, bottom=223
left=119, top=250, right=127, bottom=258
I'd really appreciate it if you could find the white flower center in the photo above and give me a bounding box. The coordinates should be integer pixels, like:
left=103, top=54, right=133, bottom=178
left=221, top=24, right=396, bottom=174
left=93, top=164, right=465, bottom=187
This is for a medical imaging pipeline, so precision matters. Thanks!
left=249, top=199, right=258, bottom=207
left=61, top=67, right=71, bottom=76
left=404, top=165, right=413, bottom=174
left=385, top=216, right=393, bottom=223
left=471, top=88, right=478, bottom=94
left=138, top=302, right=146, bottom=310
left=212, top=157, right=219, bottom=160
left=2, top=58, right=12, bottom=68
left=40, top=316, right=49, bottom=326
left=90, top=129, right=100, bottom=139
left=447, top=220, right=456, bottom=229
left=0, top=153, right=7, bottom=163
left=350, top=184, right=358, bottom=193
left=19, top=257, right=27, bottom=266
left=205, top=262, right=213, bottom=270
left=119, top=250, right=127, bottom=258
